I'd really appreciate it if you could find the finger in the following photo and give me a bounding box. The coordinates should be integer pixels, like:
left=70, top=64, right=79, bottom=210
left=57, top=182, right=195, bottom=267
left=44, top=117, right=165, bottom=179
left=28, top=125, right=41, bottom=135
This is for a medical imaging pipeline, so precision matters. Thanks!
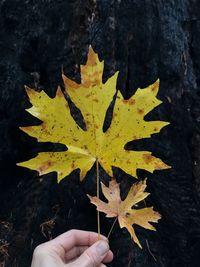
left=68, top=240, right=113, bottom=267
left=65, top=245, right=88, bottom=262
left=65, top=245, right=113, bottom=263
left=51, top=230, right=107, bottom=253
left=102, top=250, right=113, bottom=263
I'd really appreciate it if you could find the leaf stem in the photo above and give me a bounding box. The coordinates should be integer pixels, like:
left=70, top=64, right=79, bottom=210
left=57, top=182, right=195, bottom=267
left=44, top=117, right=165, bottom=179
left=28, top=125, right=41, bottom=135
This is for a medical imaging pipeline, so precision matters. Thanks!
left=107, top=217, right=118, bottom=239
left=96, top=159, right=101, bottom=240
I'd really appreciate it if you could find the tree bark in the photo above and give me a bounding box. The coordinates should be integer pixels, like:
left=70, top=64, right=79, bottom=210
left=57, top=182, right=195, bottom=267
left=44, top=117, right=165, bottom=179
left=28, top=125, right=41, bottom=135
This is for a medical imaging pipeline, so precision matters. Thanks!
left=0, top=1, right=200, bottom=266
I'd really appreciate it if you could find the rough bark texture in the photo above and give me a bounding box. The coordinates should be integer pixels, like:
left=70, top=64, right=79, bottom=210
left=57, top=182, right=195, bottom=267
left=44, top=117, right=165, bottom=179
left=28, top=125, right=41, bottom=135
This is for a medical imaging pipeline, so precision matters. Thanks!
left=0, top=0, right=200, bottom=266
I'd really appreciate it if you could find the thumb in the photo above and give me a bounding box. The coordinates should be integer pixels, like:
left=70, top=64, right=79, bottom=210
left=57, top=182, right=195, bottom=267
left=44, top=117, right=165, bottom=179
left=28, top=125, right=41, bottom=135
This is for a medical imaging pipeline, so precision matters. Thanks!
left=70, top=240, right=109, bottom=267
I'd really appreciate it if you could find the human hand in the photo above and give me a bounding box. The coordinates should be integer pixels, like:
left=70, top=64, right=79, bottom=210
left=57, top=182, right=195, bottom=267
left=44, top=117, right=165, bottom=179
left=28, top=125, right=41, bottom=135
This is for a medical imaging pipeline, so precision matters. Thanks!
left=31, top=229, right=113, bottom=267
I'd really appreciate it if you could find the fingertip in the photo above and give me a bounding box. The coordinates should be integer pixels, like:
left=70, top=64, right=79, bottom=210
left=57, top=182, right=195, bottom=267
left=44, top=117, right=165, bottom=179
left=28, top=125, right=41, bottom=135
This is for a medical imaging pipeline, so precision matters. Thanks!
left=103, top=250, right=114, bottom=263
left=108, top=250, right=114, bottom=261
left=73, top=240, right=109, bottom=267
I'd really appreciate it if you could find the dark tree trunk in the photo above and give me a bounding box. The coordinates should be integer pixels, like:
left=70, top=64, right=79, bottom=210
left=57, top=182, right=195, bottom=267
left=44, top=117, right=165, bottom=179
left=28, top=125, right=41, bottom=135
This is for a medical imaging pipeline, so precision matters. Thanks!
left=0, top=1, right=200, bottom=266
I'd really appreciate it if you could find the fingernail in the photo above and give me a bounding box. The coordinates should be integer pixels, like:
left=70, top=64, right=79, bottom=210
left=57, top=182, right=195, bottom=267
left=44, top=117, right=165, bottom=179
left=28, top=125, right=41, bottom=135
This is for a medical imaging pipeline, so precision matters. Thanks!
left=96, top=241, right=109, bottom=256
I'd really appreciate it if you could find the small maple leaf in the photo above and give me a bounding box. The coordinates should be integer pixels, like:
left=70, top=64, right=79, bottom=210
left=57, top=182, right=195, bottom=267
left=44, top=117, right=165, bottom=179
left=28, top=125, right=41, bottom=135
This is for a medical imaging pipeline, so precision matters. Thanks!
left=17, top=46, right=170, bottom=182
left=88, top=179, right=161, bottom=248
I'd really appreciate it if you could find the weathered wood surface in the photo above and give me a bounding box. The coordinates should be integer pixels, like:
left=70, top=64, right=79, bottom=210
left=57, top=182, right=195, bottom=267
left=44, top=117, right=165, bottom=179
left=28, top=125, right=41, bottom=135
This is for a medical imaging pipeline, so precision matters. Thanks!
left=0, top=1, right=200, bottom=266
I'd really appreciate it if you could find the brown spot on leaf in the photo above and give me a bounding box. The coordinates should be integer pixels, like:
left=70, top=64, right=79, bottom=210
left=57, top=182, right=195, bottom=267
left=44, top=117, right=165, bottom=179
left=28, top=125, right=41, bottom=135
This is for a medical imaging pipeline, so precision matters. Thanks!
left=81, top=71, right=101, bottom=88
left=143, top=154, right=154, bottom=164
left=129, top=99, right=136, bottom=105
left=123, top=99, right=135, bottom=105
left=71, top=162, right=75, bottom=169
left=38, top=165, right=47, bottom=174
left=113, top=112, right=117, bottom=118
left=47, top=160, right=52, bottom=167
left=137, top=108, right=144, bottom=114
left=38, top=161, right=52, bottom=173
left=126, top=159, right=131, bottom=164
left=154, top=163, right=166, bottom=170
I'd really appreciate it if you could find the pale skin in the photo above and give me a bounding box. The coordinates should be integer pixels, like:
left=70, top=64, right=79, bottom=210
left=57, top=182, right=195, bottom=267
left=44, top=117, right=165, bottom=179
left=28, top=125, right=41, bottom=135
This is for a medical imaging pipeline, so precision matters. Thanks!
left=31, top=230, right=113, bottom=267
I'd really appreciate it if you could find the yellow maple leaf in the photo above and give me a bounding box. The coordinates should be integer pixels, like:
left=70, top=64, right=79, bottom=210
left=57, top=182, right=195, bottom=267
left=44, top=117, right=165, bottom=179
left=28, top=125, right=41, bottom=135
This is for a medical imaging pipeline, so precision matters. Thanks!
left=88, top=179, right=161, bottom=248
left=17, top=47, right=170, bottom=182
